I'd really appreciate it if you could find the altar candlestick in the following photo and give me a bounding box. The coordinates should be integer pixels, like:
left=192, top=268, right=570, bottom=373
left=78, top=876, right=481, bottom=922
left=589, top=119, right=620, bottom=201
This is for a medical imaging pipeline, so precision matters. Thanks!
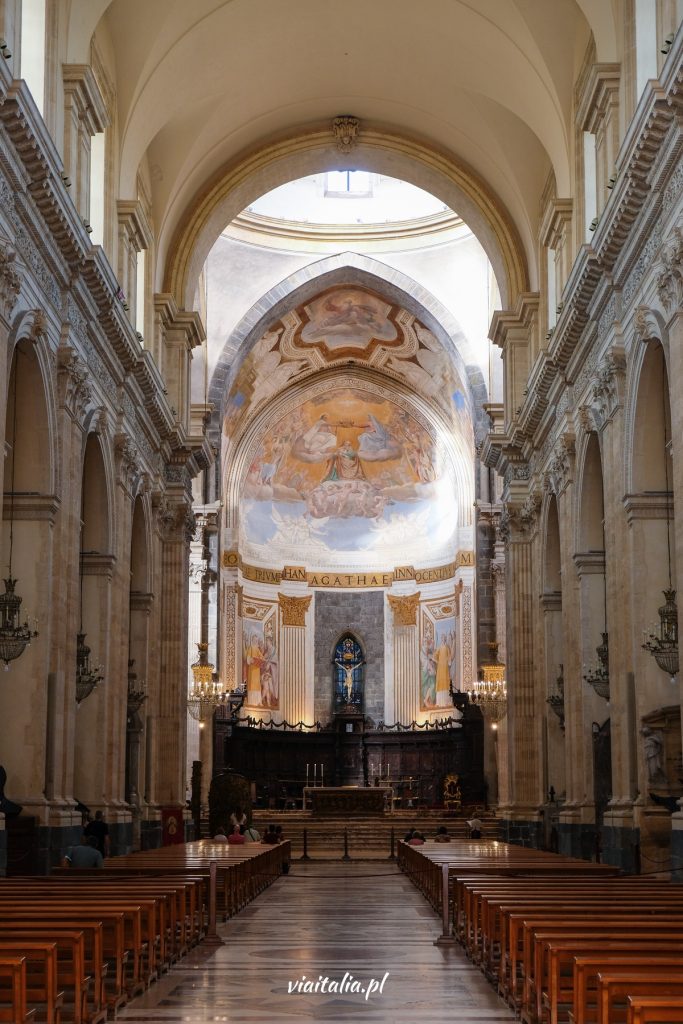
left=306, top=763, right=309, bottom=787
left=314, top=763, right=317, bottom=784
left=321, top=764, right=324, bottom=785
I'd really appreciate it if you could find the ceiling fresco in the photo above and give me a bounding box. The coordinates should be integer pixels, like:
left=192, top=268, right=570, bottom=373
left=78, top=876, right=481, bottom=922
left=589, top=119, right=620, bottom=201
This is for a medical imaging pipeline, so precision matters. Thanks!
left=222, top=285, right=474, bottom=449
left=223, top=285, right=475, bottom=572
left=238, top=387, right=459, bottom=571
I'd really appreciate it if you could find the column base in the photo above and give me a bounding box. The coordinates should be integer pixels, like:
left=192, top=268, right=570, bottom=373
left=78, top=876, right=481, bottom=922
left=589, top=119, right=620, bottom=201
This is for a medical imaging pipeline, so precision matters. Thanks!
left=140, top=818, right=163, bottom=850
left=499, top=816, right=543, bottom=848
left=556, top=821, right=598, bottom=861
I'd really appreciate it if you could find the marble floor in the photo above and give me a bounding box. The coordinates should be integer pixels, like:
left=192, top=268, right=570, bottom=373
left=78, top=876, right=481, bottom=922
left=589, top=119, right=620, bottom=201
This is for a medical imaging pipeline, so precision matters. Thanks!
left=118, top=862, right=514, bottom=1023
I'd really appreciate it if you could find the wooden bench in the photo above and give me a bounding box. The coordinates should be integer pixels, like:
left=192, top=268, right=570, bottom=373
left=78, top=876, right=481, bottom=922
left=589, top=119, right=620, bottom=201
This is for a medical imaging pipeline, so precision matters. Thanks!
left=0, top=941, right=62, bottom=1024
left=594, top=971, right=683, bottom=1024
left=627, top=994, right=683, bottom=1023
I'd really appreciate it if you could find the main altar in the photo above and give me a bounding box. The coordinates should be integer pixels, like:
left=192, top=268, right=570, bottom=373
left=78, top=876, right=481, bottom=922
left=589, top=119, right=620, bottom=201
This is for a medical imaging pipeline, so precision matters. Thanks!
left=304, top=786, right=392, bottom=815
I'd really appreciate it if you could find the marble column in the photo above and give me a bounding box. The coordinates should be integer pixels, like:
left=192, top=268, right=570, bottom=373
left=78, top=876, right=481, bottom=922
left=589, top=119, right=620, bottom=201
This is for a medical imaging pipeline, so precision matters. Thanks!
left=278, top=594, right=312, bottom=724
left=154, top=492, right=194, bottom=805
left=651, top=281, right=683, bottom=873
left=499, top=489, right=543, bottom=842
left=387, top=593, right=420, bottom=725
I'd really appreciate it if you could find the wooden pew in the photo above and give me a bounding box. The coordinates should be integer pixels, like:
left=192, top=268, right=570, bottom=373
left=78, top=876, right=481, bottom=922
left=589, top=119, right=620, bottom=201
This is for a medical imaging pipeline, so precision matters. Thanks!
left=541, top=943, right=683, bottom=1024
left=0, top=929, right=89, bottom=1024
left=0, top=956, right=33, bottom=1023
left=595, top=971, right=683, bottom=1024
left=627, top=994, right=683, bottom=1023
left=0, top=941, right=61, bottom=1024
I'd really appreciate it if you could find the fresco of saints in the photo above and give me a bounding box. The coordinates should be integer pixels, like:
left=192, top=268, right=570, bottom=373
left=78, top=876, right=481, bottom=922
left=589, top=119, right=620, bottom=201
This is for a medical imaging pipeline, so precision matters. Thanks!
left=245, top=633, right=264, bottom=706
left=261, top=636, right=279, bottom=708
left=300, top=415, right=337, bottom=458
left=420, top=637, right=436, bottom=708
left=357, top=415, right=401, bottom=460
left=434, top=634, right=453, bottom=707
left=323, top=440, right=367, bottom=482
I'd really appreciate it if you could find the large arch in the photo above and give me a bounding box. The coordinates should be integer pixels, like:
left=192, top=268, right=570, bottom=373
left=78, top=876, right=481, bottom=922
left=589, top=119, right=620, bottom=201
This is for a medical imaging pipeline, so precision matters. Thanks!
left=163, top=127, right=530, bottom=312
left=207, top=253, right=490, bottom=444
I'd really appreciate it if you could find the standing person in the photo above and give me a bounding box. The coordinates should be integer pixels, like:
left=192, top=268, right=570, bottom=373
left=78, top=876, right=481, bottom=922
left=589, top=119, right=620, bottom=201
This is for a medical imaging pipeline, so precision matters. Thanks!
left=85, top=810, right=110, bottom=858
left=467, top=816, right=483, bottom=839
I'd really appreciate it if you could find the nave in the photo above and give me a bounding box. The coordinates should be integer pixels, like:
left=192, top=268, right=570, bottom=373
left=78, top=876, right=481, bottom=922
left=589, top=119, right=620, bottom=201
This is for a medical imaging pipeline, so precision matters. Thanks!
left=118, top=863, right=513, bottom=1024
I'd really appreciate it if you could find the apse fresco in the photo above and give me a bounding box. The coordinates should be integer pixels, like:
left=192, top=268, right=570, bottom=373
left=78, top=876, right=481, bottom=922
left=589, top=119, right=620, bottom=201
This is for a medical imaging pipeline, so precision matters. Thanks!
left=242, top=602, right=278, bottom=709
left=239, top=389, right=458, bottom=569
left=420, top=600, right=457, bottom=710
left=300, top=289, right=398, bottom=350
left=222, top=286, right=475, bottom=451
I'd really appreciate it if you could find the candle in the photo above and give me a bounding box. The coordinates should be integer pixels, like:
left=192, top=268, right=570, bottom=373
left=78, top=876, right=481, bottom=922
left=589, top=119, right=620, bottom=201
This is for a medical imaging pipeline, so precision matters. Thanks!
left=306, top=763, right=309, bottom=786
left=314, top=763, right=317, bottom=782
left=321, top=764, right=324, bottom=785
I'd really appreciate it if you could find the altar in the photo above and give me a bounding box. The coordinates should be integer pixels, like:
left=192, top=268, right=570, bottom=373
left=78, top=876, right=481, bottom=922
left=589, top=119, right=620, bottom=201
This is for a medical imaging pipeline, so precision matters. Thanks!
left=304, top=786, right=392, bottom=816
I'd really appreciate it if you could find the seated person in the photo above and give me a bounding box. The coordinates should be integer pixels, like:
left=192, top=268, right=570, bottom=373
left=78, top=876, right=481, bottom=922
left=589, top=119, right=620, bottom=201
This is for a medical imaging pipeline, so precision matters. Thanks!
left=243, top=824, right=261, bottom=842
left=403, top=827, right=415, bottom=843
left=212, top=826, right=229, bottom=842
left=63, top=834, right=103, bottom=868
left=262, top=824, right=279, bottom=844
left=227, top=824, right=246, bottom=844
left=274, top=825, right=284, bottom=842
left=433, top=825, right=451, bottom=843
left=407, top=830, right=425, bottom=846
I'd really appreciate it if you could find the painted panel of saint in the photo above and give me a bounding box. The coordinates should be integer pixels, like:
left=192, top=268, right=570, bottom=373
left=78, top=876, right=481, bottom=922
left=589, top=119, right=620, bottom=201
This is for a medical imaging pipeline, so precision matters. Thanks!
left=333, top=635, right=364, bottom=713
left=420, top=613, right=456, bottom=710
left=242, top=611, right=279, bottom=709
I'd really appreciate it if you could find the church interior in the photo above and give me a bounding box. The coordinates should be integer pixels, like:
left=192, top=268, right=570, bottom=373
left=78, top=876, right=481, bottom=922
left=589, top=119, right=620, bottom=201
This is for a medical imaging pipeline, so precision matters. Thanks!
left=2, top=1, right=683, bottom=1021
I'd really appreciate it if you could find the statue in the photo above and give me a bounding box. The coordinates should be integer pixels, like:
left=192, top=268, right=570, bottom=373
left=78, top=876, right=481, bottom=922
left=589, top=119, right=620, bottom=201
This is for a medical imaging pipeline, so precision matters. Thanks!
left=641, top=726, right=667, bottom=784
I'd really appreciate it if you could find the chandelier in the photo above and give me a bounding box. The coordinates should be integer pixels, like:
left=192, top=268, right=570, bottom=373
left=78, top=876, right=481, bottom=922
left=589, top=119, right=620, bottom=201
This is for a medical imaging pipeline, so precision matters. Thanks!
left=0, top=351, right=38, bottom=668
left=126, top=658, right=147, bottom=715
left=75, top=631, right=104, bottom=703
left=642, top=589, right=679, bottom=682
left=188, top=642, right=225, bottom=721
left=547, top=664, right=565, bottom=729
left=469, top=644, right=507, bottom=722
left=584, top=632, right=610, bottom=700
left=75, top=542, right=103, bottom=703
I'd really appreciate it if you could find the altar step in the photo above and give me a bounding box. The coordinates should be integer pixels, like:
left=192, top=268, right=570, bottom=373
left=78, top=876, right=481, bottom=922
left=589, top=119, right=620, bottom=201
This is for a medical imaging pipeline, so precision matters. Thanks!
left=245, top=811, right=501, bottom=859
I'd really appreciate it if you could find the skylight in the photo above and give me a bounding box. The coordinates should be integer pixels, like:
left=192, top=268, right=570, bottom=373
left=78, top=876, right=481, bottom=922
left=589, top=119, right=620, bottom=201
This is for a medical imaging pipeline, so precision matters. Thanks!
left=246, top=173, right=448, bottom=225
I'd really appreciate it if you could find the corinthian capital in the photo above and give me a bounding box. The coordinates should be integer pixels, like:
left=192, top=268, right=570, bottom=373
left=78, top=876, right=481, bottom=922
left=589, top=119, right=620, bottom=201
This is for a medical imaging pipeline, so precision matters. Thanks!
left=387, top=592, right=421, bottom=627
left=500, top=491, right=541, bottom=544
left=278, top=593, right=312, bottom=627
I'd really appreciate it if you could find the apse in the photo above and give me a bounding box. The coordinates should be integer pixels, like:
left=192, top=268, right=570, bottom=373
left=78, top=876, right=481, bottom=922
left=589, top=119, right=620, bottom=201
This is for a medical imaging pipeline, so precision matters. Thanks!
left=223, top=284, right=475, bottom=574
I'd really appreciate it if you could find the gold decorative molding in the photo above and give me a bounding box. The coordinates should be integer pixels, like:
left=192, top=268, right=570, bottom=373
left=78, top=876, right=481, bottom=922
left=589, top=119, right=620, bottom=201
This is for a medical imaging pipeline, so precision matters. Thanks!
left=278, top=593, right=312, bottom=627
left=236, top=553, right=475, bottom=589
left=388, top=592, right=421, bottom=627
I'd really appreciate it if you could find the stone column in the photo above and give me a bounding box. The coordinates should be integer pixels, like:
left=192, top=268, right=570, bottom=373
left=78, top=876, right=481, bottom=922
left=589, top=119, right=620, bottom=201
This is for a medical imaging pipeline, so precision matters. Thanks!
left=278, top=594, right=312, bottom=724
left=650, top=260, right=683, bottom=875
left=499, top=489, right=543, bottom=842
left=586, top=349, right=637, bottom=866
left=154, top=492, right=194, bottom=805
left=61, top=65, right=109, bottom=220
left=387, top=593, right=420, bottom=725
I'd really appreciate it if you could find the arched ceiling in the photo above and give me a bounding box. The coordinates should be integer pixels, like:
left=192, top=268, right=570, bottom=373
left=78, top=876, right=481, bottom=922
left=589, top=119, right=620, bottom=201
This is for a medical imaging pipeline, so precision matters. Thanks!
left=71, top=0, right=613, bottom=303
